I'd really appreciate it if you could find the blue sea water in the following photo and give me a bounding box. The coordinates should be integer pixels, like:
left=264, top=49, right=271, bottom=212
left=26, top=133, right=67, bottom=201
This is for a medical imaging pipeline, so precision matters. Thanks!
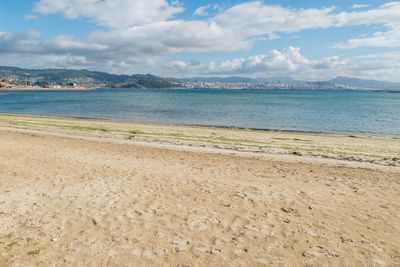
left=0, top=88, right=399, bottom=137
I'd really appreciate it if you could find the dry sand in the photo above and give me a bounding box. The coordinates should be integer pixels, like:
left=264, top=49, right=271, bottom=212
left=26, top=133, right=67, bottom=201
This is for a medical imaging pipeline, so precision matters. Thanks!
left=0, top=114, right=399, bottom=266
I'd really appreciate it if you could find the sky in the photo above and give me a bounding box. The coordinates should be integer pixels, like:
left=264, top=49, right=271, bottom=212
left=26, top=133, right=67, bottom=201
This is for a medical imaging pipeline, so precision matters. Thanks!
left=1, top=0, right=400, bottom=81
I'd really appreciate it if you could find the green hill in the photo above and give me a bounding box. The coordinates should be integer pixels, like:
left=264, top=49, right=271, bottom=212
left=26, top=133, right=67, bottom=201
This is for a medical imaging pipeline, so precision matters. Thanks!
left=0, top=66, right=179, bottom=89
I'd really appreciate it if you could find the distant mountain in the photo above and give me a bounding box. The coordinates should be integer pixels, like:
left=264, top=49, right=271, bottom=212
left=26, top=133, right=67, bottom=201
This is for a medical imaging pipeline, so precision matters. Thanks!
left=0, top=66, right=128, bottom=83
left=255, top=76, right=299, bottom=83
left=183, top=76, right=298, bottom=83
left=2, top=66, right=400, bottom=91
left=183, top=76, right=256, bottom=83
left=329, top=76, right=400, bottom=90
left=0, top=66, right=179, bottom=89
left=184, top=75, right=400, bottom=90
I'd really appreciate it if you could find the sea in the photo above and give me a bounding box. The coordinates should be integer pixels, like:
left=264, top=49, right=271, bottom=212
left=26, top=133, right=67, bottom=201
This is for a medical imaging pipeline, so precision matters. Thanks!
left=0, top=88, right=399, bottom=137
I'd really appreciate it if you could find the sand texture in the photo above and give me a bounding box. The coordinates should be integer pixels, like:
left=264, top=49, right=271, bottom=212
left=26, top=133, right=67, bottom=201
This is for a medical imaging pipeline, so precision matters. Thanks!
left=0, top=115, right=399, bottom=266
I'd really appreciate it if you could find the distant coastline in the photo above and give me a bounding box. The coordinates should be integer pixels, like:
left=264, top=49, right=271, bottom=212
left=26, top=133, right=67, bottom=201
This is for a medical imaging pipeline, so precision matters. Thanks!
left=0, top=87, right=96, bottom=91
left=2, top=66, right=400, bottom=91
left=372, top=89, right=400, bottom=93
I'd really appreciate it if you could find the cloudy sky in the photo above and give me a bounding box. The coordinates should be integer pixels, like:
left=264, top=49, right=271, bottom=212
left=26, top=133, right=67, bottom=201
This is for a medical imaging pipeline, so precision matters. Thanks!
left=1, top=0, right=400, bottom=81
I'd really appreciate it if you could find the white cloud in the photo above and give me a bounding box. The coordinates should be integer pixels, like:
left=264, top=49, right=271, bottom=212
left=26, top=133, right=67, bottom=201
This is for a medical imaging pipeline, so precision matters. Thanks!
left=331, top=2, right=400, bottom=49
left=214, top=2, right=336, bottom=35
left=2, top=0, right=400, bottom=76
left=194, top=4, right=211, bottom=16
left=166, top=60, right=188, bottom=70
left=213, top=1, right=400, bottom=49
left=164, top=46, right=400, bottom=82
left=334, top=24, right=400, bottom=48
left=34, top=0, right=184, bottom=28
left=357, top=51, right=400, bottom=60
left=352, top=4, right=370, bottom=9
left=213, top=1, right=400, bottom=42
left=0, top=31, right=42, bottom=54
left=0, top=31, right=108, bottom=54
left=164, top=47, right=342, bottom=76
left=32, top=1, right=400, bottom=54
left=334, top=2, right=400, bottom=27
left=1, top=54, right=91, bottom=70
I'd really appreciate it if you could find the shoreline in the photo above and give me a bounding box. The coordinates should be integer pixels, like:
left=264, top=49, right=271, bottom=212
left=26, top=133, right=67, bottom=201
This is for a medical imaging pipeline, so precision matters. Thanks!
left=0, top=113, right=399, bottom=170
left=1, top=112, right=399, bottom=140
left=2, top=125, right=399, bottom=174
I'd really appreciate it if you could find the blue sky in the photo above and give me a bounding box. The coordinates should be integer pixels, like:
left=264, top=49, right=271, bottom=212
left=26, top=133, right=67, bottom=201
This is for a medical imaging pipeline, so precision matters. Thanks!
left=1, top=0, right=400, bottom=81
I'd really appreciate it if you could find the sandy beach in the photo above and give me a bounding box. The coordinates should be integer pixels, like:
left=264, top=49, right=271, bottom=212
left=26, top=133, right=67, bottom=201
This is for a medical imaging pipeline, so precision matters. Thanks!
left=0, top=114, right=399, bottom=266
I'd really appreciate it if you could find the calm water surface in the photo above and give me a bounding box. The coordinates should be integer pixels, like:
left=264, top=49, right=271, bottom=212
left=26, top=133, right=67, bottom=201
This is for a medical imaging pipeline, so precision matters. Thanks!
left=0, top=88, right=399, bottom=136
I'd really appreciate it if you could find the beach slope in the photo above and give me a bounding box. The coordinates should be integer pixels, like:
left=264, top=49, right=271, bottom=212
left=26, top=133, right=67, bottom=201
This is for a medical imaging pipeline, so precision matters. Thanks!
left=0, top=115, right=399, bottom=266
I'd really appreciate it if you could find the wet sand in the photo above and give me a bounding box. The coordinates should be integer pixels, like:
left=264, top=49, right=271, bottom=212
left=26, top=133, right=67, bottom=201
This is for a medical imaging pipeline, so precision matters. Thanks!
left=0, top=114, right=399, bottom=266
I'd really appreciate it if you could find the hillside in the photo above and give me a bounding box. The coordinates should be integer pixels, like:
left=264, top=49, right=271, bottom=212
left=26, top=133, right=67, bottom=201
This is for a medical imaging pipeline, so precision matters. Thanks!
left=329, top=76, right=400, bottom=90
left=0, top=66, right=179, bottom=89
left=2, top=66, right=400, bottom=90
left=183, top=76, right=298, bottom=83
